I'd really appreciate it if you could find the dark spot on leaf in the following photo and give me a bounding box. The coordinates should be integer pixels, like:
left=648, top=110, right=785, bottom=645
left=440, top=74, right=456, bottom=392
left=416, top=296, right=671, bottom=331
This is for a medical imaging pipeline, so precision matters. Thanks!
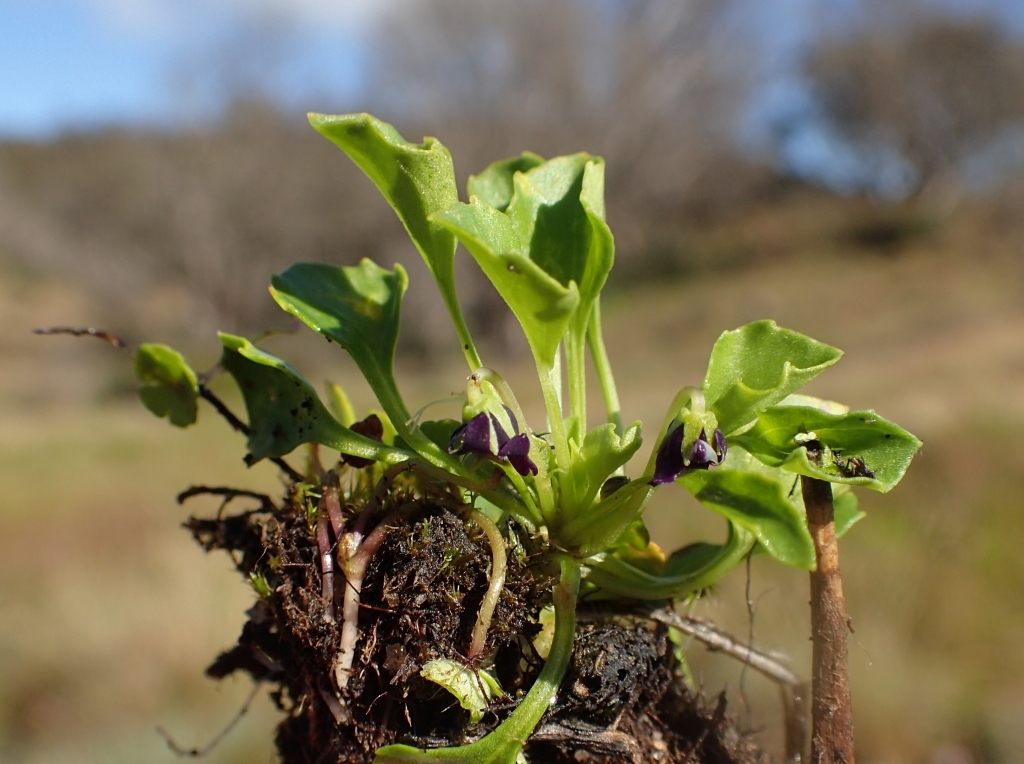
left=290, top=408, right=298, bottom=416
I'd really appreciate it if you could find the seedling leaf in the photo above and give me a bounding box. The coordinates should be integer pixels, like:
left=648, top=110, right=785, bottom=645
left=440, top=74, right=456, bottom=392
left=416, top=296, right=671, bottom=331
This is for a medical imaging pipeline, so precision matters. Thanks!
left=467, top=152, right=544, bottom=211
left=219, top=333, right=408, bottom=465
left=134, top=343, right=198, bottom=427
left=731, top=405, right=922, bottom=493
left=432, top=198, right=579, bottom=368
left=420, top=659, right=501, bottom=724
left=703, top=321, right=843, bottom=435
left=308, top=113, right=480, bottom=367
left=679, top=468, right=816, bottom=569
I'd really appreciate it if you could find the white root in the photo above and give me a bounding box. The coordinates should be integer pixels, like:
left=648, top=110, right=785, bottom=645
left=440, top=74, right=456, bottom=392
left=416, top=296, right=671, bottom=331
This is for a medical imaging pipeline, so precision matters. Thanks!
left=467, top=509, right=508, bottom=661
left=333, top=511, right=399, bottom=693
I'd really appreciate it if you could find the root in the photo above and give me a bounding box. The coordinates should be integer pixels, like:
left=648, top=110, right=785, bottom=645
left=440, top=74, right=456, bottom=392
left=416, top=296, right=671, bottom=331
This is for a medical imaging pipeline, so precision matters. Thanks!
left=467, top=509, right=508, bottom=661
left=334, top=510, right=402, bottom=701
left=316, top=512, right=335, bottom=622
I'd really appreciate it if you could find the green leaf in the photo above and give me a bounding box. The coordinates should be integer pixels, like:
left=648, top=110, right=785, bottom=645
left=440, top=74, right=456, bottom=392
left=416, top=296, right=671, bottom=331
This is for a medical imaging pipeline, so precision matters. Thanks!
left=467, top=152, right=545, bottom=211
left=561, top=422, right=643, bottom=517
left=582, top=521, right=755, bottom=600
left=270, top=259, right=459, bottom=469
left=134, top=343, right=198, bottom=427
left=702, top=321, right=843, bottom=435
left=420, top=659, right=502, bottom=724
left=833, top=488, right=865, bottom=538
left=679, top=468, right=815, bottom=569
left=326, top=382, right=356, bottom=427
left=431, top=198, right=579, bottom=368
left=308, top=112, right=480, bottom=368
left=219, top=333, right=409, bottom=466
left=557, top=479, right=654, bottom=556
left=731, top=405, right=922, bottom=493
left=505, top=154, right=614, bottom=335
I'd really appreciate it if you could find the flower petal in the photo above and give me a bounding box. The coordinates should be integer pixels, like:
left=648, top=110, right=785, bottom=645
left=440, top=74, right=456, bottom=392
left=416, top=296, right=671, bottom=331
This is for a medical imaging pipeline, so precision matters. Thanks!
left=651, top=424, right=688, bottom=486
left=448, top=412, right=496, bottom=456
left=498, top=433, right=538, bottom=476
left=713, top=428, right=727, bottom=463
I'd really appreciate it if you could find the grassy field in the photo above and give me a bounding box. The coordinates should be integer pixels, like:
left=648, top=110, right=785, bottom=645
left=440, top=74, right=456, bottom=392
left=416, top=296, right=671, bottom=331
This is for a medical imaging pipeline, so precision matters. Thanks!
left=2, top=191, right=1023, bottom=763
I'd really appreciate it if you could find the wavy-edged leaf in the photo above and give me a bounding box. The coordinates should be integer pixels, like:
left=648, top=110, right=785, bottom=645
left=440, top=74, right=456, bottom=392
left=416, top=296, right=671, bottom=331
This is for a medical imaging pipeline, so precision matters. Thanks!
left=431, top=198, right=579, bottom=368
left=134, top=343, right=198, bottom=427
left=269, top=259, right=417, bottom=437
left=703, top=321, right=843, bottom=435
left=308, top=112, right=480, bottom=367
left=679, top=469, right=815, bottom=569
left=219, top=333, right=408, bottom=466
left=582, top=521, right=755, bottom=600
left=732, top=404, right=922, bottom=493
left=467, top=152, right=544, bottom=211
left=562, top=421, right=643, bottom=516
left=505, top=155, right=614, bottom=340
left=724, top=448, right=864, bottom=538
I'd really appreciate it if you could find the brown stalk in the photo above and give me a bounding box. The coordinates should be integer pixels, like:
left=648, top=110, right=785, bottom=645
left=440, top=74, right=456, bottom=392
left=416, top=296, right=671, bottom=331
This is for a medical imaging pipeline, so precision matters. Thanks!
left=802, top=475, right=855, bottom=764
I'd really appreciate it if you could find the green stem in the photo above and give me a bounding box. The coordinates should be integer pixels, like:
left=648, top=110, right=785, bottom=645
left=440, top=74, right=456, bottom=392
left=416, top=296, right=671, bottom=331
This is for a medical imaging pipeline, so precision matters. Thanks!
left=372, top=556, right=581, bottom=763
left=500, top=465, right=543, bottom=527
left=586, top=299, right=622, bottom=435
left=371, top=368, right=464, bottom=474
left=479, top=487, right=538, bottom=534
left=439, top=285, right=483, bottom=371
left=536, top=357, right=570, bottom=476
left=566, top=327, right=587, bottom=439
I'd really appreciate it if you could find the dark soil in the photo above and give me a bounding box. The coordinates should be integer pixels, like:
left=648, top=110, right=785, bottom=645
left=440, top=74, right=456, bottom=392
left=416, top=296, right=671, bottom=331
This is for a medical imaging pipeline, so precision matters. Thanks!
left=184, top=468, right=770, bottom=764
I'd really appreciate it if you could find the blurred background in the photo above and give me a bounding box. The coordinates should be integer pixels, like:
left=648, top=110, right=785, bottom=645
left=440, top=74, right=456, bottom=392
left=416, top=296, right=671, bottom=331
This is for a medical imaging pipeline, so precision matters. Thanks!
left=2, top=0, right=1024, bottom=762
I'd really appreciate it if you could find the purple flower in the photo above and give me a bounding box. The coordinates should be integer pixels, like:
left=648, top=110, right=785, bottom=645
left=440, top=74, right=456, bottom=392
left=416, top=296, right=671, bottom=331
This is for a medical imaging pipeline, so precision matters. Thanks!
left=448, top=411, right=538, bottom=477
left=650, top=424, right=726, bottom=486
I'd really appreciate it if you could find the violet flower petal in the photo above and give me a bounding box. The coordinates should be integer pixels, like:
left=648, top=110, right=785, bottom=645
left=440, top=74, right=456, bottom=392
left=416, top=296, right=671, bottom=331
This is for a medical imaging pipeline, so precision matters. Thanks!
left=498, top=433, right=537, bottom=476
left=448, top=412, right=495, bottom=456
left=651, top=424, right=688, bottom=486
left=713, top=428, right=727, bottom=464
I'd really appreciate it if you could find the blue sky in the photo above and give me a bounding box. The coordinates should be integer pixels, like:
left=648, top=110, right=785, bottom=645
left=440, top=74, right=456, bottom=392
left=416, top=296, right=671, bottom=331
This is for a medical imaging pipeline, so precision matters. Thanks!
left=0, top=0, right=378, bottom=137
left=3, top=0, right=1024, bottom=193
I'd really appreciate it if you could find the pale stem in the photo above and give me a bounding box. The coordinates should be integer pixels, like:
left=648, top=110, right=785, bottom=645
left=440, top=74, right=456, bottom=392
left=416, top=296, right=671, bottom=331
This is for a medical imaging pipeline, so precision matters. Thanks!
left=467, top=510, right=508, bottom=661
left=438, top=287, right=483, bottom=371
left=536, top=357, right=570, bottom=478
left=566, top=328, right=587, bottom=437
left=586, top=299, right=622, bottom=435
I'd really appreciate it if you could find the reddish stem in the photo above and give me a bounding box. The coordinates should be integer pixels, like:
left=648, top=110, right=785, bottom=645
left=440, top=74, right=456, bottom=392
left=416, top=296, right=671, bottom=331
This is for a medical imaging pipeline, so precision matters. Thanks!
left=316, top=512, right=335, bottom=622
left=802, top=475, right=855, bottom=764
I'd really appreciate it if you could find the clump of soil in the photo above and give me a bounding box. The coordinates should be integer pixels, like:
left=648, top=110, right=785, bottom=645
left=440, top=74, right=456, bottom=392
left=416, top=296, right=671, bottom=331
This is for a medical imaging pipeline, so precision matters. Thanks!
left=185, top=469, right=768, bottom=764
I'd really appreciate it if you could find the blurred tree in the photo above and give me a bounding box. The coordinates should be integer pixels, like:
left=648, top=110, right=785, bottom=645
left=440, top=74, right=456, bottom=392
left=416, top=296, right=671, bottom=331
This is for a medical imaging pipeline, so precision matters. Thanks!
left=805, top=13, right=1024, bottom=196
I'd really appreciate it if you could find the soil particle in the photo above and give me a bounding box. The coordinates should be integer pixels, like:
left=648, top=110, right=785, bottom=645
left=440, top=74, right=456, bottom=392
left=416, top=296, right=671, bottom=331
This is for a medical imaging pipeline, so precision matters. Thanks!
left=185, top=473, right=771, bottom=764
